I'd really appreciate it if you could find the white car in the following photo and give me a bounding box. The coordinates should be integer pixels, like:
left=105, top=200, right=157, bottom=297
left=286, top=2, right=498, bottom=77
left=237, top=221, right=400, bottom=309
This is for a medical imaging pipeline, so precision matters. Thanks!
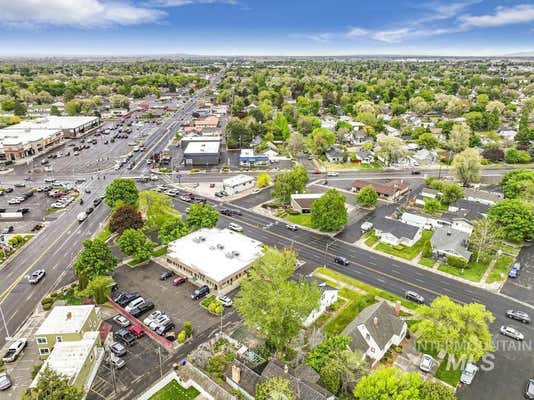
left=8, top=198, right=21, bottom=205
left=106, top=354, right=126, bottom=369
left=228, top=223, right=243, bottom=232
left=217, top=295, right=233, bottom=307
left=113, top=315, right=131, bottom=328
left=326, top=171, right=339, bottom=177
left=500, top=325, right=525, bottom=341
left=361, top=221, right=374, bottom=232
left=419, top=354, right=434, bottom=372
left=143, top=310, right=162, bottom=326
left=149, top=314, right=168, bottom=330
left=51, top=202, right=66, bottom=209
left=460, top=362, right=478, bottom=385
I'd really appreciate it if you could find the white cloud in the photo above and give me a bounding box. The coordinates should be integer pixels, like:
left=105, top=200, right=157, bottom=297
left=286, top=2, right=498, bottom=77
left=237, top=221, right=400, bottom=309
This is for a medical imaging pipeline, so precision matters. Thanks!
left=148, top=0, right=238, bottom=7
left=345, top=27, right=369, bottom=38
left=0, top=0, right=166, bottom=28
left=459, top=4, right=534, bottom=27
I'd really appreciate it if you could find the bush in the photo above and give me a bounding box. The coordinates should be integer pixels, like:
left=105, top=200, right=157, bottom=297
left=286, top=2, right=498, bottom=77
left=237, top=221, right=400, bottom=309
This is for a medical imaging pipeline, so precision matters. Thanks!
left=422, top=241, right=433, bottom=258
left=208, top=301, right=223, bottom=315
left=42, top=303, right=53, bottom=311
left=41, top=297, right=54, bottom=306
left=177, top=330, right=187, bottom=343
left=183, top=321, right=193, bottom=337
left=447, top=255, right=468, bottom=269
left=31, top=363, right=42, bottom=379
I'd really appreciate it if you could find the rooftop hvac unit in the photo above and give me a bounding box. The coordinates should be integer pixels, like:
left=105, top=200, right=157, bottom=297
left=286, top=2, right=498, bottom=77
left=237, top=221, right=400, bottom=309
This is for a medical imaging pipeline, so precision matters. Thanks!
left=217, top=243, right=225, bottom=250
left=232, top=250, right=240, bottom=257
left=225, top=252, right=234, bottom=259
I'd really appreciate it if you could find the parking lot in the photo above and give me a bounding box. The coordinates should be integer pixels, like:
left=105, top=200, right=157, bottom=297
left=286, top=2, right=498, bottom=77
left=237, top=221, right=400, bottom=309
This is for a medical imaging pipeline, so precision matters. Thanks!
left=501, top=245, right=534, bottom=304
left=112, top=262, right=221, bottom=337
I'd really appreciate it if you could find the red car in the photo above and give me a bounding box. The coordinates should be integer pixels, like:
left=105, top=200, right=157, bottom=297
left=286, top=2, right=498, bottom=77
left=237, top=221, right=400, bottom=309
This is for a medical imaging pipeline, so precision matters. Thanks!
left=173, top=276, right=187, bottom=286
left=128, top=324, right=145, bottom=338
left=311, top=170, right=321, bottom=174
left=209, top=183, right=215, bottom=188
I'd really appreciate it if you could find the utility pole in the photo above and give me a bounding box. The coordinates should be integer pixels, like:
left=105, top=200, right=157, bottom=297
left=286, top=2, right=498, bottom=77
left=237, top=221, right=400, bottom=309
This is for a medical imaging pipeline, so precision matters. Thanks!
left=0, top=304, right=11, bottom=340
left=158, top=346, right=163, bottom=378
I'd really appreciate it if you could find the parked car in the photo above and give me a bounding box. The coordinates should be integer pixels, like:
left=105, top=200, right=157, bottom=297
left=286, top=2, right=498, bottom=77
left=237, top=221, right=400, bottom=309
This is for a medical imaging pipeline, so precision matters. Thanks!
left=113, top=329, right=136, bottom=347
left=130, top=301, right=155, bottom=318
left=326, top=171, right=339, bottom=177
left=228, top=223, right=243, bottom=232
left=460, top=362, right=478, bottom=385
left=361, top=221, right=373, bottom=232
left=160, top=271, right=174, bottom=280
left=285, top=224, right=298, bottom=231
left=0, top=372, right=12, bottom=391
left=143, top=310, right=163, bottom=326
left=508, top=267, right=520, bottom=278
left=500, top=325, right=524, bottom=341
left=156, top=319, right=175, bottom=336
left=525, top=379, right=534, bottom=400
left=106, top=354, right=126, bottom=369
left=14, top=183, right=25, bottom=188
left=2, top=338, right=27, bottom=363
left=128, top=324, right=145, bottom=338
left=85, top=207, right=94, bottom=214
left=334, top=256, right=349, bottom=266
left=124, top=297, right=145, bottom=313
left=173, top=276, right=187, bottom=286
left=115, top=292, right=141, bottom=307
left=112, top=315, right=131, bottom=328
left=28, top=269, right=46, bottom=284
left=405, top=291, right=425, bottom=304
left=191, top=285, right=210, bottom=300
left=110, top=342, right=127, bottom=357
left=8, top=198, right=21, bottom=205
left=506, top=310, right=530, bottom=324
left=149, top=314, right=169, bottom=330
left=93, top=198, right=103, bottom=206
left=17, top=208, right=30, bottom=214
left=217, top=295, right=233, bottom=307
left=419, top=354, right=434, bottom=372
left=4, top=187, right=13, bottom=193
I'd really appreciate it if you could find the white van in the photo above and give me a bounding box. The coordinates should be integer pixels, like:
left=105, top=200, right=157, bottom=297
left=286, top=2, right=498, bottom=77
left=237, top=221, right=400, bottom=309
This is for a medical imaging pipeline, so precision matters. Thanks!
left=125, top=297, right=145, bottom=313
left=228, top=223, right=243, bottom=232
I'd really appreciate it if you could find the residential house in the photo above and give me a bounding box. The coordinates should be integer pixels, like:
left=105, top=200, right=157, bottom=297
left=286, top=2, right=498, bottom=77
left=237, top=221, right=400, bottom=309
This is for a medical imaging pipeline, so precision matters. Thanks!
left=400, top=211, right=473, bottom=234
left=446, top=199, right=490, bottom=222
left=415, top=188, right=441, bottom=206
left=385, top=125, right=400, bottom=136
left=373, top=217, right=423, bottom=247
left=239, top=149, right=269, bottom=166
left=35, top=305, right=101, bottom=359
left=325, top=146, right=345, bottom=163
left=353, top=129, right=371, bottom=145
left=226, top=358, right=336, bottom=400
left=463, top=188, right=502, bottom=206
left=290, top=193, right=322, bottom=214
left=352, top=179, right=410, bottom=202
left=354, top=150, right=375, bottom=164
left=342, top=301, right=407, bottom=366
left=431, top=227, right=472, bottom=262
left=412, top=149, right=437, bottom=165
left=498, top=127, right=517, bottom=141
left=295, top=275, right=339, bottom=327
left=194, top=115, right=219, bottom=129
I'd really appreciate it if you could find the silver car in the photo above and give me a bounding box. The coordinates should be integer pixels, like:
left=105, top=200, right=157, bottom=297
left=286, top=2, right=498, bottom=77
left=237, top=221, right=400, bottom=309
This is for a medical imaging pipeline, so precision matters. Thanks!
left=419, top=354, right=434, bottom=372
left=460, top=362, right=478, bottom=385
left=500, top=325, right=525, bottom=341
left=0, top=372, right=12, bottom=391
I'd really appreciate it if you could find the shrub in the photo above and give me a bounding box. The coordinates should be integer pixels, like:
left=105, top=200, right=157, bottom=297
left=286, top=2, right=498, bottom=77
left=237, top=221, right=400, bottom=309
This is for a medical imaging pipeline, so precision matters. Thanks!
left=183, top=321, right=193, bottom=337
left=31, top=363, right=42, bottom=379
left=42, top=303, right=53, bottom=311
left=41, top=297, right=54, bottom=306
left=208, top=301, right=222, bottom=315
left=422, top=241, right=433, bottom=258
left=177, top=330, right=187, bottom=343
left=447, top=255, right=468, bottom=268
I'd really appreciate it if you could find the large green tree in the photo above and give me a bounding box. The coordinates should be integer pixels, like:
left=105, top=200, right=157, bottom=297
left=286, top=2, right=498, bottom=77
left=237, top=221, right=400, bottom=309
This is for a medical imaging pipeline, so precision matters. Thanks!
left=116, top=229, right=155, bottom=261
left=255, top=377, right=295, bottom=400
left=375, top=137, right=406, bottom=166
left=109, top=205, right=143, bottom=234
left=22, top=367, right=84, bottom=400
left=137, top=190, right=177, bottom=229
left=469, top=218, right=505, bottom=262
left=414, top=296, right=495, bottom=362
left=501, top=169, right=534, bottom=200
left=158, top=217, right=189, bottom=244
left=186, top=203, right=219, bottom=230
left=488, top=199, right=534, bottom=242
left=308, top=127, right=336, bottom=155
left=234, top=248, right=321, bottom=354
left=80, top=276, right=115, bottom=304
left=104, top=178, right=139, bottom=207
left=311, top=189, right=348, bottom=231
left=416, top=132, right=439, bottom=150
left=452, top=148, right=481, bottom=186
left=354, top=367, right=422, bottom=400
left=355, top=185, right=378, bottom=208
left=73, top=239, right=118, bottom=289
left=272, top=165, right=308, bottom=203
left=448, top=123, right=471, bottom=153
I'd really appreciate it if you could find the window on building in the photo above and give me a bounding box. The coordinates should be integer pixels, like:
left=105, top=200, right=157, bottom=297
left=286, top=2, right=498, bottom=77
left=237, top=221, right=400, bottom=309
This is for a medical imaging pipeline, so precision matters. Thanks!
left=36, top=337, right=47, bottom=344
left=56, top=336, right=63, bottom=343
left=39, top=348, right=50, bottom=355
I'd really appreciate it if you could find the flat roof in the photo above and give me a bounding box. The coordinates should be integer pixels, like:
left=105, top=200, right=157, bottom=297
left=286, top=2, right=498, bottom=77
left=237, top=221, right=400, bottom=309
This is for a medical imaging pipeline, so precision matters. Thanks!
left=184, top=141, right=221, bottom=155
left=36, top=305, right=95, bottom=336
left=33, top=331, right=99, bottom=387
left=167, top=228, right=263, bottom=283
left=10, top=116, right=99, bottom=131
left=223, top=174, right=255, bottom=187
left=0, top=128, right=62, bottom=146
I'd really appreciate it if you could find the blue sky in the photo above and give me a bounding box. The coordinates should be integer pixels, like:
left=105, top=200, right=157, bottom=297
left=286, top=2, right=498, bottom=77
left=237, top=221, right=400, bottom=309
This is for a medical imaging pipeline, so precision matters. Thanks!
left=0, top=0, right=533, bottom=56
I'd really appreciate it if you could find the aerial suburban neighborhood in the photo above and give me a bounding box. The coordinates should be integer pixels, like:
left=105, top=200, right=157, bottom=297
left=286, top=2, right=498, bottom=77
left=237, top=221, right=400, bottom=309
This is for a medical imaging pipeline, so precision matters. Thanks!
left=0, top=1, right=533, bottom=400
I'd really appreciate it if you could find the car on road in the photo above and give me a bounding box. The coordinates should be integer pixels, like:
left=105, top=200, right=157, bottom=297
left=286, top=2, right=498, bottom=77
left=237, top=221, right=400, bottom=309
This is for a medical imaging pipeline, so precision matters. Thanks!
left=191, top=285, right=210, bottom=300
left=160, top=271, right=174, bottom=280
left=326, top=171, right=339, bottom=176
left=419, top=354, right=434, bottom=372
left=506, top=310, right=530, bottom=324
left=112, top=315, right=131, bottom=328
left=2, top=226, right=14, bottom=234
left=114, top=328, right=136, bottom=346
left=285, top=224, right=298, bottom=231
left=500, top=325, right=524, bottom=341
left=217, top=295, right=233, bottom=307
left=130, top=301, right=155, bottom=318
left=460, top=362, right=478, bottom=385
left=525, top=379, right=534, bottom=399
left=228, top=222, right=243, bottom=232
left=0, top=372, right=12, bottom=391
left=144, top=310, right=163, bottom=326
left=28, top=269, right=46, bottom=284
left=93, top=198, right=103, bottom=206
left=215, top=192, right=224, bottom=198
left=405, top=291, right=425, bottom=304
left=85, top=207, right=94, bottom=214
left=311, top=170, right=321, bottom=174
left=334, top=256, right=350, bottom=266
left=106, top=354, right=126, bottom=369
left=128, top=324, right=145, bottom=338
left=110, top=342, right=127, bottom=357
left=173, top=276, right=187, bottom=286
left=17, top=208, right=30, bottom=214
left=2, top=338, right=27, bottom=363
left=411, top=170, right=421, bottom=175
left=14, top=183, right=25, bottom=187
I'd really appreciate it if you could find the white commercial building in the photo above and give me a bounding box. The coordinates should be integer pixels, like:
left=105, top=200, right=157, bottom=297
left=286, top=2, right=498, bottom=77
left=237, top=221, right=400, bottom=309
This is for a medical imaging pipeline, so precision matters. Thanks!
left=11, top=116, right=100, bottom=138
left=183, top=141, right=221, bottom=165
left=0, top=128, right=64, bottom=162
left=164, top=228, right=264, bottom=294
left=222, top=174, right=255, bottom=195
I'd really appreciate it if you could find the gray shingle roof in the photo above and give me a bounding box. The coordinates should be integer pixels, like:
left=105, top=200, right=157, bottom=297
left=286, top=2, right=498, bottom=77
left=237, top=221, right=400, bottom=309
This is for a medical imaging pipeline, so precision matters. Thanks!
left=431, top=227, right=472, bottom=260
left=373, top=217, right=421, bottom=240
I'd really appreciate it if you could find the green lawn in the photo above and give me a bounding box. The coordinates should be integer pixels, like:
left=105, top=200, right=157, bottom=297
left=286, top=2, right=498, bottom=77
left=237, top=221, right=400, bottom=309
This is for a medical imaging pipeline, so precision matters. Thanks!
left=418, top=257, right=436, bottom=268
left=323, top=289, right=376, bottom=336
left=285, top=213, right=315, bottom=228
left=149, top=380, right=199, bottom=400
left=95, top=225, right=111, bottom=241
left=487, top=255, right=514, bottom=284
left=363, top=230, right=379, bottom=247
left=152, top=246, right=168, bottom=257
left=313, top=267, right=419, bottom=311
left=375, top=230, right=433, bottom=260
left=435, top=357, right=462, bottom=387
left=500, top=243, right=521, bottom=257
left=438, top=259, right=490, bottom=282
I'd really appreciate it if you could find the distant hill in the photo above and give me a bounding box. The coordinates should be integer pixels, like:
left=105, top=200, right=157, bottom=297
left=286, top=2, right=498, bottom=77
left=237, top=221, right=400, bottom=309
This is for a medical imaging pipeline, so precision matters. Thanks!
left=505, top=51, right=534, bottom=57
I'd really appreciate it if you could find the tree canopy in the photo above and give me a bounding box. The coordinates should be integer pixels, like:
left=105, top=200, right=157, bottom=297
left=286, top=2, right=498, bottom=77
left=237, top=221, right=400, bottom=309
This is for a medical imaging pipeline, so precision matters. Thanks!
left=116, top=229, right=155, bottom=261
left=186, top=203, right=219, bottom=230
left=22, top=367, right=84, bottom=400
left=272, top=165, right=308, bottom=203
left=73, top=239, right=117, bottom=289
left=311, top=189, right=348, bottom=231
left=488, top=199, right=534, bottom=242
left=355, top=185, right=379, bottom=208
left=109, top=205, right=143, bottom=234
left=104, top=178, right=139, bottom=208
left=158, top=217, right=189, bottom=245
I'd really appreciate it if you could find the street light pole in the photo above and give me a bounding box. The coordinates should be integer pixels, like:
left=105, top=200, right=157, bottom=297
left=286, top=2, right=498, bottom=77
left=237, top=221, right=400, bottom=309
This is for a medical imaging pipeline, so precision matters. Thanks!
left=323, top=240, right=334, bottom=268
left=0, top=304, right=11, bottom=340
